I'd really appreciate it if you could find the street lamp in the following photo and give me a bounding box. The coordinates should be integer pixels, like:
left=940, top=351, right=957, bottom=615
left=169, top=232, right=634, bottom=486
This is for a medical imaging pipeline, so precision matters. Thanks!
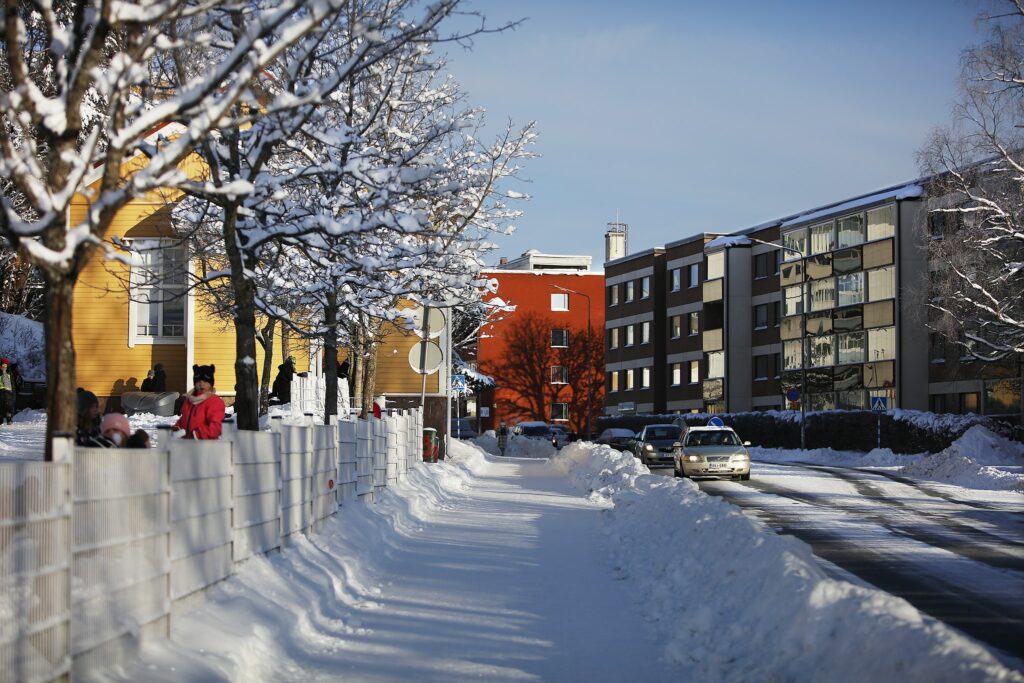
left=748, top=236, right=808, bottom=451
left=552, top=284, right=593, bottom=441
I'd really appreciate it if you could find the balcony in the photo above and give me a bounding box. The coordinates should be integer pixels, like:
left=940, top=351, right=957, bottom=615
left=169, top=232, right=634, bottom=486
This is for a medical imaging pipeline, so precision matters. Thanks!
left=702, top=278, right=723, bottom=302
left=703, top=328, right=723, bottom=352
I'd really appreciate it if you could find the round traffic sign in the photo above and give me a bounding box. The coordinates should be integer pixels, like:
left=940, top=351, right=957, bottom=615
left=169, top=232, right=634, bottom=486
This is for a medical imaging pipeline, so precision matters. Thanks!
left=410, top=306, right=445, bottom=339
left=708, top=416, right=725, bottom=427
left=408, top=340, right=443, bottom=374
left=786, top=387, right=800, bottom=402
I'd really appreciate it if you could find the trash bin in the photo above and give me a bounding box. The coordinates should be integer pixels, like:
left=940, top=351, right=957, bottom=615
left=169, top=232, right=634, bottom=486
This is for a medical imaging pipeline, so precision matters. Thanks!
left=120, top=391, right=180, bottom=417
left=422, top=427, right=439, bottom=463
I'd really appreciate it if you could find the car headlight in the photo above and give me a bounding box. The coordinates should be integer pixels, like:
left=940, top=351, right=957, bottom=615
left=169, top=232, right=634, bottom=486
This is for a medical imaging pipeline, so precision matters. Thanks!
left=644, top=443, right=655, bottom=451
left=730, top=453, right=750, bottom=462
left=683, top=453, right=702, bottom=463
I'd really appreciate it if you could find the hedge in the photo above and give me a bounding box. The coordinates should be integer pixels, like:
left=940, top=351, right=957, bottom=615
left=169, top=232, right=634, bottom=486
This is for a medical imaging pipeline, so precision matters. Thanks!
left=595, top=409, right=1016, bottom=454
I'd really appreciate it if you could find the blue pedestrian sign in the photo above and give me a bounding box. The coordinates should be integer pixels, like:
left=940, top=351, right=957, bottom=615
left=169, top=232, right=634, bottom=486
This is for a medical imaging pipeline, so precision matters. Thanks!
left=871, top=396, right=888, bottom=412
left=708, top=416, right=725, bottom=427
left=450, top=375, right=467, bottom=393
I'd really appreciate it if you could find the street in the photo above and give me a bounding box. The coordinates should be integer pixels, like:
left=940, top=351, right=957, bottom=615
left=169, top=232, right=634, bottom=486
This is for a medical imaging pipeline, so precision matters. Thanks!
left=651, top=461, right=1024, bottom=662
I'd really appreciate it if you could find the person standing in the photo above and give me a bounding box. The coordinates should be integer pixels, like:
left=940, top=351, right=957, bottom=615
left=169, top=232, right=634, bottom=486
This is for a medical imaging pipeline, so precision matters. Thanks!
left=173, top=364, right=226, bottom=440
left=0, top=358, right=14, bottom=425
left=271, top=355, right=296, bottom=405
left=140, top=369, right=155, bottom=392
left=497, top=421, right=509, bottom=457
left=151, top=363, right=167, bottom=392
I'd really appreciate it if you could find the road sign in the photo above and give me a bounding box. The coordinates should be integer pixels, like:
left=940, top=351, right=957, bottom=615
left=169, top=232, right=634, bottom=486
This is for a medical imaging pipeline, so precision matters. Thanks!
left=408, top=340, right=443, bottom=374
left=451, top=375, right=467, bottom=392
left=786, top=387, right=800, bottom=402
left=409, top=306, right=445, bottom=339
left=871, top=396, right=888, bottom=412
left=708, top=416, right=725, bottom=427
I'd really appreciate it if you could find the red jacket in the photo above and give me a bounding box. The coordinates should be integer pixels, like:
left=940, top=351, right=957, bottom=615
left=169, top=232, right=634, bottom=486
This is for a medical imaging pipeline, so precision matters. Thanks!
left=174, top=391, right=226, bottom=439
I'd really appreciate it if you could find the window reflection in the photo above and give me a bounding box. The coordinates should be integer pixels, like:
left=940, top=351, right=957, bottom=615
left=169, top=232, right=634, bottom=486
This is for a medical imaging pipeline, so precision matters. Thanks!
left=808, top=334, right=835, bottom=367
left=837, top=214, right=865, bottom=248
left=868, top=266, right=895, bottom=301
left=868, top=326, right=895, bottom=360
left=837, top=272, right=865, bottom=306
left=867, top=205, right=895, bottom=241
left=837, top=331, right=865, bottom=365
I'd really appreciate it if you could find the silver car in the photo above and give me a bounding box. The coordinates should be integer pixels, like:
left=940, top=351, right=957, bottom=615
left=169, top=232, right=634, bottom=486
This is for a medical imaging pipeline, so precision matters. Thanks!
left=673, top=426, right=751, bottom=480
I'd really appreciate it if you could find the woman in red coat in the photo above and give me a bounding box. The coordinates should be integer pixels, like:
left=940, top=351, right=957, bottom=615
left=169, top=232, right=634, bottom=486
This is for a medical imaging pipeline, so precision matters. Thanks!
left=174, top=364, right=226, bottom=439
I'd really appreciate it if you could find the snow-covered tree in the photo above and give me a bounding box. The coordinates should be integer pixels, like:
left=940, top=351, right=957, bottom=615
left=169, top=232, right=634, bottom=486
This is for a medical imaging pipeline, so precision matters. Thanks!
left=918, top=1, right=1024, bottom=362
left=0, top=0, right=370, bottom=456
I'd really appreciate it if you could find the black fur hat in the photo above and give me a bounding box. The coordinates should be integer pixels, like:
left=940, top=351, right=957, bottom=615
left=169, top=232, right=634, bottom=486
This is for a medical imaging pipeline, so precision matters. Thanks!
left=193, top=364, right=215, bottom=385
left=76, top=387, right=99, bottom=416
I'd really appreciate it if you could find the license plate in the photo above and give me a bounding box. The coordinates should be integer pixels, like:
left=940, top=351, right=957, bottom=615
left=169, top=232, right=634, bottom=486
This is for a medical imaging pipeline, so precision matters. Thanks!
left=708, top=462, right=727, bottom=471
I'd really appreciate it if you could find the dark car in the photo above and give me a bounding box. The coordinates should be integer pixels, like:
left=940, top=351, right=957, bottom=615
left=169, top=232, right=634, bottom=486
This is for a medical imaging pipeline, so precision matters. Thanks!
left=595, top=428, right=636, bottom=452
left=633, top=424, right=683, bottom=467
left=450, top=417, right=478, bottom=439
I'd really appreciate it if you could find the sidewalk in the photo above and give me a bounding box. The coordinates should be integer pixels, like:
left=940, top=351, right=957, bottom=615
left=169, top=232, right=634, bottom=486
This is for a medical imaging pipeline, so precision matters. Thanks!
left=102, top=448, right=677, bottom=682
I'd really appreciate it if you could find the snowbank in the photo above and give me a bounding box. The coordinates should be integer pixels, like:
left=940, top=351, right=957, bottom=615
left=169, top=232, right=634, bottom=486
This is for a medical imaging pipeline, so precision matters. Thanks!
left=551, top=442, right=1022, bottom=683
left=469, top=431, right=555, bottom=459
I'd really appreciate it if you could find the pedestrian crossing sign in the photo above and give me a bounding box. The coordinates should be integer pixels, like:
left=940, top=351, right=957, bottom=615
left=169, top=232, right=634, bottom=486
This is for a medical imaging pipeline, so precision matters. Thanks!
left=871, top=396, right=888, bottom=412
left=451, top=375, right=467, bottom=392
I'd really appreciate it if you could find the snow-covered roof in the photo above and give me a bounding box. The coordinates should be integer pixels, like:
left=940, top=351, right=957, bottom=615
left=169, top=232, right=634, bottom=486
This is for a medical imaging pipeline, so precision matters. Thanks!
left=495, top=251, right=593, bottom=271
left=780, top=183, right=924, bottom=228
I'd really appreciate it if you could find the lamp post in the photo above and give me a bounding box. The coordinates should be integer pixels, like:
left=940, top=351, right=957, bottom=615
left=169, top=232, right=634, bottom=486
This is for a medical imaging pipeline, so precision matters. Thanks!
left=552, top=284, right=593, bottom=441
left=748, top=237, right=808, bottom=451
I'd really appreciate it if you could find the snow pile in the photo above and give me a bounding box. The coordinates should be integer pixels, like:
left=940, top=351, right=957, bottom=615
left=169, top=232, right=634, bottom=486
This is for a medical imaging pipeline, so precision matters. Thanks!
left=471, top=432, right=556, bottom=459
left=551, top=443, right=1021, bottom=683
left=0, top=312, right=45, bottom=382
left=901, top=425, right=1024, bottom=491
left=892, top=408, right=992, bottom=434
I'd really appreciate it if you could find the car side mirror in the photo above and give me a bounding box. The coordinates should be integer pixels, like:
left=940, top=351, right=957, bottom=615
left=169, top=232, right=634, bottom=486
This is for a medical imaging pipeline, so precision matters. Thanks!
left=743, top=441, right=751, bottom=447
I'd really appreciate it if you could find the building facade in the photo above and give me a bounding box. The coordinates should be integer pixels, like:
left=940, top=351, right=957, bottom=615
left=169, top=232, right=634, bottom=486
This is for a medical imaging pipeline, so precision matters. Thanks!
left=476, top=251, right=605, bottom=435
left=603, top=180, right=1021, bottom=420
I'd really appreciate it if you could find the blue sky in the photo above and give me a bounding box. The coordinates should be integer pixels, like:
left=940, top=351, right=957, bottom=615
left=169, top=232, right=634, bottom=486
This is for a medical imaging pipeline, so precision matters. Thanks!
left=443, top=0, right=984, bottom=268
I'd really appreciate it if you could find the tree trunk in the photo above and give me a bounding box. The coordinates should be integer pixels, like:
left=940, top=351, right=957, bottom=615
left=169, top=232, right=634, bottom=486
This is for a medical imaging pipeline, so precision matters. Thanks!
left=257, top=318, right=276, bottom=416
left=361, top=337, right=377, bottom=416
left=351, top=328, right=364, bottom=416
left=323, top=291, right=338, bottom=425
left=43, top=275, right=77, bottom=461
left=223, top=208, right=260, bottom=430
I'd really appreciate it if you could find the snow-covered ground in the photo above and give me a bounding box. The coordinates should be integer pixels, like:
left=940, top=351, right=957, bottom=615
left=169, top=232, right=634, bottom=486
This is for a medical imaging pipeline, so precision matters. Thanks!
left=0, top=312, right=45, bottom=382
left=3, top=415, right=1022, bottom=680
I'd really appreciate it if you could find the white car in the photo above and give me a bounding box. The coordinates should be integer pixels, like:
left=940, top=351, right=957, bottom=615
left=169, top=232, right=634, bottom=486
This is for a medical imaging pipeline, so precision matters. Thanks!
left=673, top=426, right=751, bottom=480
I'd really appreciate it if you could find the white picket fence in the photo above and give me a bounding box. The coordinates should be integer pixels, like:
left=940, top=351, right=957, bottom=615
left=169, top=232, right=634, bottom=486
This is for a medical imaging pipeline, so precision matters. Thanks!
left=0, top=408, right=423, bottom=682
left=289, top=374, right=355, bottom=421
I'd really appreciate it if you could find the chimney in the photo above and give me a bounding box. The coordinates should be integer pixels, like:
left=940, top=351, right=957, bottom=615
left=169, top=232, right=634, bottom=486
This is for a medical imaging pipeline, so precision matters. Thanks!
left=605, top=221, right=628, bottom=262
left=498, top=257, right=508, bottom=266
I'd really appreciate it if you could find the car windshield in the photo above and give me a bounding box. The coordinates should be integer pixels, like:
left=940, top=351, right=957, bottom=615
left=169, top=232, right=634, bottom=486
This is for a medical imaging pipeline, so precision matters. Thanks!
left=645, top=427, right=680, bottom=440
left=519, top=425, right=551, bottom=436
left=685, top=430, right=742, bottom=447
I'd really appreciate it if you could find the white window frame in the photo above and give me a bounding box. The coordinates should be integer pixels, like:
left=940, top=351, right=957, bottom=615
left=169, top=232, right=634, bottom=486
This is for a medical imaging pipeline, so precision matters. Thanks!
left=625, top=325, right=635, bottom=346
left=640, top=321, right=650, bottom=344
left=551, top=328, right=569, bottom=348
left=551, top=402, right=569, bottom=422
left=550, top=365, right=568, bottom=384
left=551, top=293, right=569, bottom=311
left=640, top=276, right=651, bottom=299
left=127, top=238, right=188, bottom=348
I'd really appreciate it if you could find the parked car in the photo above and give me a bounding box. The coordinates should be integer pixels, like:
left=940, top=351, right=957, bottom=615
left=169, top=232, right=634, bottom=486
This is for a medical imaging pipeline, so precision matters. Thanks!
left=595, top=428, right=636, bottom=451
left=450, top=417, right=478, bottom=440
left=633, top=424, right=683, bottom=467
left=673, top=426, right=751, bottom=480
left=513, top=421, right=566, bottom=448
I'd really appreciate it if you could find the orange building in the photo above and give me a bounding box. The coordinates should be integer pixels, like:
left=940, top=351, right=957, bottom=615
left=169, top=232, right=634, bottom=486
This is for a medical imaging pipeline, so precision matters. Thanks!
left=476, top=251, right=605, bottom=436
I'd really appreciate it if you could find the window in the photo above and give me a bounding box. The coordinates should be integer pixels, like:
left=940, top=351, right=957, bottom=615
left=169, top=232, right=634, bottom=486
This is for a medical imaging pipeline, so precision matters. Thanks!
left=550, top=366, right=568, bottom=384
left=754, top=354, right=774, bottom=380
left=707, top=351, right=724, bottom=378
left=608, top=284, right=620, bottom=306
left=867, top=205, right=895, bottom=241
left=754, top=251, right=779, bottom=278
left=783, top=339, right=803, bottom=370
left=609, top=328, right=620, bottom=349
left=833, top=247, right=861, bottom=275
left=624, top=368, right=635, bottom=390
left=928, top=211, right=947, bottom=239
left=754, top=304, right=769, bottom=330
left=688, top=263, right=700, bottom=288
left=781, top=261, right=803, bottom=287
left=551, top=329, right=569, bottom=348
left=868, top=326, right=896, bottom=361
left=670, top=315, right=682, bottom=339
left=551, top=403, right=569, bottom=421
left=782, top=228, right=807, bottom=260
left=784, top=285, right=804, bottom=316
left=625, top=325, right=635, bottom=346
left=836, top=272, right=865, bottom=307
left=867, top=266, right=895, bottom=301
left=640, top=321, right=651, bottom=344
left=551, top=293, right=569, bottom=311
left=625, top=281, right=635, bottom=302
left=809, top=221, right=834, bottom=255
left=132, top=241, right=186, bottom=341
left=809, top=278, right=836, bottom=311
left=670, top=268, right=682, bottom=291
left=671, top=363, right=682, bottom=386
left=640, top=367, right=651, bottom=389
left=837, top=331, right=865, bottom=365
left=833, top=305, right=864, bottom=332
left=689, top=360, right=700, bottom=384
left=837, top=390, right=866, bottom=410
left=706, top=251, right=725, bottom=280
left=640, top=276, right=651, bottom=299
left=837, top=213, right=865, bottom=248
left=688, top=312, right=699, bottom=336
left=808, top=335, right=835, bottom=367
left=609, top=371, right=619, bottom=392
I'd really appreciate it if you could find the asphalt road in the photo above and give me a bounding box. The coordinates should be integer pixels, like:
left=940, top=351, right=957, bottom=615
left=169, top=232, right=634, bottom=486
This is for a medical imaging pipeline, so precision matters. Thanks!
left=650, top=463, right=1024, bottom=664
